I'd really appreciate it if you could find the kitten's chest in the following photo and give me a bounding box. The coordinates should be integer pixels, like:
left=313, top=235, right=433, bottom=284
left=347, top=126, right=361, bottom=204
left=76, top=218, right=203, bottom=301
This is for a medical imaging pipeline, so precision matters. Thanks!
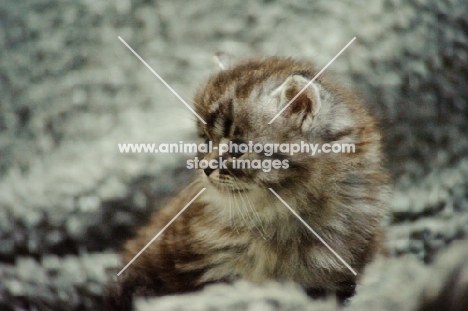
left=240, top=237, right=303, bottom=281
left=197, top=195, right=340, bottom=286
left=198, top=225, right=320, bottom=285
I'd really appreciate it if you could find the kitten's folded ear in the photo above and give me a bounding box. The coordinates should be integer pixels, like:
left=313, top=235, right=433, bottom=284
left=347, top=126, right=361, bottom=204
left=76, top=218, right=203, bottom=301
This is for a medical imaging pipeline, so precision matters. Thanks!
left=213, top=52, right=235, bottom=70
left=273, top=75, right=322, bottom=129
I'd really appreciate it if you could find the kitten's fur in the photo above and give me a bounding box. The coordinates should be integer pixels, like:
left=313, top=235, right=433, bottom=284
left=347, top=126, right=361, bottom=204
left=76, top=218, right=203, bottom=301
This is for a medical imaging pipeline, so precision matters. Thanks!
left=104, top=57, right=390, bottom=310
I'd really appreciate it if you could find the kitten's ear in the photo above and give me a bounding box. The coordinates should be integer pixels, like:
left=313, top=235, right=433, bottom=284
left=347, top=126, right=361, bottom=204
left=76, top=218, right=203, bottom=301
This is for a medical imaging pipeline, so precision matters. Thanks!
left=213, top=51, right=235, bottom=70
left=273, top=75, right=322, bottom=127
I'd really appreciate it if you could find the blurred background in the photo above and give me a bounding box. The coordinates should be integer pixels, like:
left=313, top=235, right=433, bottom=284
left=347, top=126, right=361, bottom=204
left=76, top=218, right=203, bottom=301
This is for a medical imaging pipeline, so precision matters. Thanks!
left=0, top=0, right=467, bottom=310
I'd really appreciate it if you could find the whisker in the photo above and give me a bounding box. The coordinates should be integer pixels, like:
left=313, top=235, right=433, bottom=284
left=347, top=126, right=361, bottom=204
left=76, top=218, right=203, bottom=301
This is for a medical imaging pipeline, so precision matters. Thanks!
left=227, top=185, right=239, bottom=234
left=229, top=186, right=232, bottom=228
left=229, top=185, right=247, bottom=233
left=236, top=185, right=265, bottom=239
left=243, top=191, right=267, bottom=240
left=232, top=186, right=250, bottom=231
left=245, top=192, right=269, bottom=240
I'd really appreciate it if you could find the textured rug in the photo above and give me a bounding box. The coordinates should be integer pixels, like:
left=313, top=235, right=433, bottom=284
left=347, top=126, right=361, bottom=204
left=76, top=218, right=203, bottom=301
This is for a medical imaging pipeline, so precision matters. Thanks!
left=0, top=0, right=467, bottom=310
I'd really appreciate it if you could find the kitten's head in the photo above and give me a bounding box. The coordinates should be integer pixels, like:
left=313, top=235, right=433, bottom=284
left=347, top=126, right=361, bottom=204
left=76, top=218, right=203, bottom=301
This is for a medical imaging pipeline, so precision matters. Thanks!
left=193, top=57, right=380, bottom=198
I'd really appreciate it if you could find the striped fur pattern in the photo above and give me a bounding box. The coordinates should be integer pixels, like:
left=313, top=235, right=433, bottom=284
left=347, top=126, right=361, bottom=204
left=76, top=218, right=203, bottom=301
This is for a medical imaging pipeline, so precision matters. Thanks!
left=104, top=57, right=390, bottom=310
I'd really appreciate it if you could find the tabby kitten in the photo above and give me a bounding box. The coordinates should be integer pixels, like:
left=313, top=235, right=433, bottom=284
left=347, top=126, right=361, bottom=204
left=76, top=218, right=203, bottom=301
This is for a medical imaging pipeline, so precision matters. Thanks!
left=104, top=56, right=390, bottom=310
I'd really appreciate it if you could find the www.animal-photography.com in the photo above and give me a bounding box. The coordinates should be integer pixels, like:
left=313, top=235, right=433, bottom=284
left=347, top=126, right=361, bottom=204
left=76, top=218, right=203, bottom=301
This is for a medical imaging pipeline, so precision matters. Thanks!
left=1, top=1, right=467, bottom=311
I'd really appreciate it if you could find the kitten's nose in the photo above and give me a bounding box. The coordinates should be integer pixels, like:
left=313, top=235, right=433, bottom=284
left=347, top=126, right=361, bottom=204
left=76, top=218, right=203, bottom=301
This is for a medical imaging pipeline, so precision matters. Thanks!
left=204, top=167, right=215, bottom=176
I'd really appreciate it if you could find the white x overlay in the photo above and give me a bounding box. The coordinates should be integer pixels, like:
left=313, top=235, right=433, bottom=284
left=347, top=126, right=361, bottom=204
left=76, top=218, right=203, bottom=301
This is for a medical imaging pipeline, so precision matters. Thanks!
left=117, top=188, right=206, bottom=276
left=116, top=36, right=357, bottom=277
left=269, top=188, right=357, bottom=275
left=268, top=37, right=356, bottom=124
left=118, top=36, right=207, bottom=124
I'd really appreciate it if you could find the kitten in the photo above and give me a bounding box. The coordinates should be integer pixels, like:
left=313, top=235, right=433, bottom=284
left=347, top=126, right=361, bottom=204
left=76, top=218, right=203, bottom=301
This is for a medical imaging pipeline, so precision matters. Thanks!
left=104, top=56, right=390, bottom=310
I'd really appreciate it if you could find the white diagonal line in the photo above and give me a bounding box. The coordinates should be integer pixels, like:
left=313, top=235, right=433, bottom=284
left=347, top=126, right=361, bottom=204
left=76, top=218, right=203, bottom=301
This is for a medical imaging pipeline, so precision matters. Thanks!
left=118, top=36, right=207, bottom=124
left=268, top=37, right=356, bottom=124
left=117, top=187, right=206, bottom=276
left=268, top=188, right=357, bottom=275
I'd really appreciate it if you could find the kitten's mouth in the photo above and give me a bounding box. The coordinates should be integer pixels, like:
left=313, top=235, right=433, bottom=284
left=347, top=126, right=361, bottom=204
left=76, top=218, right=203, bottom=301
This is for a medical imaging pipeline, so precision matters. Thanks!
left=208, top=179, right=249, bottom=193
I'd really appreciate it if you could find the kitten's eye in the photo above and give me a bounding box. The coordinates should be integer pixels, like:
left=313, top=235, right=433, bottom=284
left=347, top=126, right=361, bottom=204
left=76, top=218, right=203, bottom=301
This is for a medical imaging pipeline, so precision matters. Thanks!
left=230, top=139, right=246, bottom=158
